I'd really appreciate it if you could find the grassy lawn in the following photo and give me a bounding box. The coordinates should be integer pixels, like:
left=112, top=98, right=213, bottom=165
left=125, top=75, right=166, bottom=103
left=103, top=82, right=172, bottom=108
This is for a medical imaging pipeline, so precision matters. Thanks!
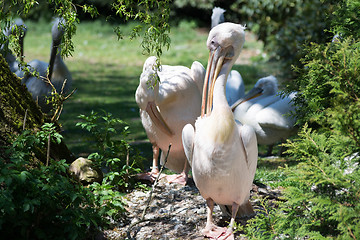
left=22, top=19, right=287, bottom=170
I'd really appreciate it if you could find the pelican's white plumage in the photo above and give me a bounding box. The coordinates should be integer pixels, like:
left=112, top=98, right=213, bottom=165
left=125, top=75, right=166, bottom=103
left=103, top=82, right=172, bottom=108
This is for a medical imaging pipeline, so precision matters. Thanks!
left=226, top=69, right=245, bottom=106
left=22, top=18, right=72, bottom=112
left=136, top=56, right=205, bottom=185
left=232, top=76, right=297, bottom=148
left=182, top=23, right=257, bottom=239
left=211, top=7, right=226, bottom=29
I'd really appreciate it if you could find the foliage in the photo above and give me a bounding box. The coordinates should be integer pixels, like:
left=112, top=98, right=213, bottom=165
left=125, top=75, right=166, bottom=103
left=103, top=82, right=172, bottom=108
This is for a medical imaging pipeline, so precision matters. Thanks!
left=0, top=112, right=145, bottom=238
left=240, top=0, right=360, bottom=238
left=0, top=123, right=106, bottom=239
left=231, top=0, right=333, bottom=78
left=172, top=0, right=334, bottom=78
left=292, top=34, right=360, bottom=144
left=76, top=111, right=143, bottom=191
left=1, top=0, right=171, bottom=65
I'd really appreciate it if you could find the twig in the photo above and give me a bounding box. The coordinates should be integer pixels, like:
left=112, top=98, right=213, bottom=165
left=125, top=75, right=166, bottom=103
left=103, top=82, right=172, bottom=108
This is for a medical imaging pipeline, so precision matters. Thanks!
left=46, top=133, right=50, bottom=166
left=23, top=109, right=28, bottom=130
left=126, top=143, right=172, bottom=239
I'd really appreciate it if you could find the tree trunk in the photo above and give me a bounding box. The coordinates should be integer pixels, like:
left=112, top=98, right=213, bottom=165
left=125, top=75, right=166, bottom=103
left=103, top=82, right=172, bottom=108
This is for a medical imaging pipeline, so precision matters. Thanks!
left=0, top=54, right=74, bottom=164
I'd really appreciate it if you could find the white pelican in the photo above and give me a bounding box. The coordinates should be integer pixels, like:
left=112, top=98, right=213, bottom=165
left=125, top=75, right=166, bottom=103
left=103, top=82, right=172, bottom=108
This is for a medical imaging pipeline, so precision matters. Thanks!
left=22, top=18, right=72, bottom=113
left=232, top=75, right=297, bottom=155
left=182, top=23, right=258, bottom=239
left=135, top=56, right=205, bottom=185
left=226, top=69, right=245, bottom=106
left=211, top=7, right=245, bottom=107
left=1, top=18, right=27, bottom=77
left=211, top=7, right=226, bottom=29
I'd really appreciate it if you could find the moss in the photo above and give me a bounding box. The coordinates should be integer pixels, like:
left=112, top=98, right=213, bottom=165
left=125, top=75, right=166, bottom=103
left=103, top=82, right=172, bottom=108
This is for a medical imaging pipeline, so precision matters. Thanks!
left=0, top=53, right=74, bottom=163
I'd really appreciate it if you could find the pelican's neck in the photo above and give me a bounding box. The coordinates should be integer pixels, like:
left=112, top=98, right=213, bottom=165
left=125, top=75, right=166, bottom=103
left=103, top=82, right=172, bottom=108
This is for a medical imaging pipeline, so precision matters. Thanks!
left=48, top=43, right=59, bottom=81
left=212, top=65, right=231, bottom=111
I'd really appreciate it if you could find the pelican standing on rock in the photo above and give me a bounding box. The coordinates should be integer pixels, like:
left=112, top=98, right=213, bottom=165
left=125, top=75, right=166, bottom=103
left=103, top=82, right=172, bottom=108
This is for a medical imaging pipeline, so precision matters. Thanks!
left=232, top=75, right=297, bottom=155
left=135, top=56, right=205, bottom=185
left=22, top=18, right=72, bottom=113
left=182, top=23, right=258, bottom=239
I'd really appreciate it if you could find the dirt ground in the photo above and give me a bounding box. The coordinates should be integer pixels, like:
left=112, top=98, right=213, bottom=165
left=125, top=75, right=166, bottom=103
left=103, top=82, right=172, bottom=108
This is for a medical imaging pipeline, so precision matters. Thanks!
left=102, top=173, right=281, bottom=240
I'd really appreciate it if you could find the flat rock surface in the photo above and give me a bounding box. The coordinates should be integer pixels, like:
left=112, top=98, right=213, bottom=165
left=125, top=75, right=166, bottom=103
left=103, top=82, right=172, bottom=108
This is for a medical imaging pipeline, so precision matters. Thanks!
left=103, top=176, right=281, bottom=240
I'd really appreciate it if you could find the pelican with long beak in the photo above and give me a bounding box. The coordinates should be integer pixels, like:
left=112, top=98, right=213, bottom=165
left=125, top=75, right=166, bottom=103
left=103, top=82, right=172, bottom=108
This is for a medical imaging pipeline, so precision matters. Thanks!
left=22, top=17, right=72, bottom=113
left=136, top=56, right=205, bottom=185
left=231, top=75, right=298, bottom=155
left=182, top=23, right=258, bottom=239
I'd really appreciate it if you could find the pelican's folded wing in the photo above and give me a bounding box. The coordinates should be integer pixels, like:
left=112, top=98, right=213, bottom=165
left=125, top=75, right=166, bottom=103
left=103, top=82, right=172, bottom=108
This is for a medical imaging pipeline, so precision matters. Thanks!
left=257, top=92, right=297, bottom=130
left=238, top=124, right=258, bottom=177
left=182, top=123, right=195, bottom=167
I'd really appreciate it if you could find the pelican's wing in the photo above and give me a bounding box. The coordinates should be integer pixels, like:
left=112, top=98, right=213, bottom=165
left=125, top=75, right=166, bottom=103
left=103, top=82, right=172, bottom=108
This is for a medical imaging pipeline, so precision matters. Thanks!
left=182, top=123, right=195, bottom=167
left=238, top=123, right=258, bottom=176
left=190, top=61, right=205, bottom=94
left=226, top=70, right=245, bottom=106
left=256, top=92, right=297, bottom=130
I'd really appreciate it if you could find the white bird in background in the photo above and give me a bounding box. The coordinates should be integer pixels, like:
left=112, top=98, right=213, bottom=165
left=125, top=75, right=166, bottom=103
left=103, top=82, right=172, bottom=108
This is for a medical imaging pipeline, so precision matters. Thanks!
left=232, top=75, right=297, bottom=155
left=212, top=7, right=246, bottom=107
left=211, top=7, right=226, bottom=29
left=1, top=18, right=27, bottom=77
left=182, top=23, right=258, bottom=239
left=22, top=17, right=72, bottom=113
left=135, top=56, right=205, bottom=185
left=226, top=69, right=245, bottom=106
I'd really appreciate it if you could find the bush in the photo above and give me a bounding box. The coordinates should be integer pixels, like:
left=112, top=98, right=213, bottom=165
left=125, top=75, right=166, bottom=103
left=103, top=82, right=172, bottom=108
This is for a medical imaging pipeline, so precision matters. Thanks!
left=0, top=124, right=104, bottom=239
left=0, top=113, right=143, bottom=239
left=239, top=0, right=360, bottom=238
left=76, top=111, right=143, bottom=192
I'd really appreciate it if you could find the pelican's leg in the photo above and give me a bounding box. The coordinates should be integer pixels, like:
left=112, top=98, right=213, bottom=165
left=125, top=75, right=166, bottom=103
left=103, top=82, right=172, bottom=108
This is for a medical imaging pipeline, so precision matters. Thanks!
left=218, top=202, right=239, bottom=240
left=151, top=145, right=160, bottom=175
left=166, top=158, right=189, bottom=185
left=201, top=198, right=227, bottom=239
left=136, top=144, right=162, bottom=182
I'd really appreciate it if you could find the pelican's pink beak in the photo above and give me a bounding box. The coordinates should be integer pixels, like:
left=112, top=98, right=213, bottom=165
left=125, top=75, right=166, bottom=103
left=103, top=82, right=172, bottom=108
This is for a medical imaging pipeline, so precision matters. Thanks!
left=230, top=87, right=264, bottom=111
left=146, top=101, right=174, bottom=137
left=201, top=46, right=227, bottom=117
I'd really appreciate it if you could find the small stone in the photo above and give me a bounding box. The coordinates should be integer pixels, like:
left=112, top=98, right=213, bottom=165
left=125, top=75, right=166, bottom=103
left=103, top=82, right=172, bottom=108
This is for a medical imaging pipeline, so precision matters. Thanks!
left=69, top=157, right=103, bottom=184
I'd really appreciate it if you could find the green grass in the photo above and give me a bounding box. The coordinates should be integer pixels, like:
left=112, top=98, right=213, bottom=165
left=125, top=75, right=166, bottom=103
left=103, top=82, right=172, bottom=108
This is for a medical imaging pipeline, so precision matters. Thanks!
left=22, top=18, right=286, bottom=173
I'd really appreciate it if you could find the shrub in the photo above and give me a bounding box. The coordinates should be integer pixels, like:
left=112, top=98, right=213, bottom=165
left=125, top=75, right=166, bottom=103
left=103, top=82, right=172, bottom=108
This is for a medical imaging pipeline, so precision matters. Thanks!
left=0, top=124, right=104, bottom=239
left=0, top=113, right=142, bottom=239
left=76, top=111, right=143, bottom=192
left=240, top=0, right=360, bottom=238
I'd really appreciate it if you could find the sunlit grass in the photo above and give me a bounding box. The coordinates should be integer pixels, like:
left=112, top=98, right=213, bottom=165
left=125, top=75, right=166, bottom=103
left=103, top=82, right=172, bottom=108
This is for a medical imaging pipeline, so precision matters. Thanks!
left=22, top=19, right=286, bottom=176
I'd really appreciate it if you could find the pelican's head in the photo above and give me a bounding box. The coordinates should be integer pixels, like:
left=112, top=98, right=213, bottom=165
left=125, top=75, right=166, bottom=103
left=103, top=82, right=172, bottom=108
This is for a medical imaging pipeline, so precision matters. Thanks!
left=2, top=18, right=27, bottom=61
left=231, top=75, right=278, bottom=110
left=52, top=18, right=65, bottom=47
left=254, top=75, right=278, bottom=95
left=202, top=23, right=245, bottom=116
left=207, top=23, right=245, bottom=68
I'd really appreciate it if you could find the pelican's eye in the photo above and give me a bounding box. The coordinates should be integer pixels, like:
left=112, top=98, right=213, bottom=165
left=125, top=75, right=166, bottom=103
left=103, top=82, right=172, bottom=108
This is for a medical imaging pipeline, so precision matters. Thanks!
left=208, top=37, right=219, bottom=51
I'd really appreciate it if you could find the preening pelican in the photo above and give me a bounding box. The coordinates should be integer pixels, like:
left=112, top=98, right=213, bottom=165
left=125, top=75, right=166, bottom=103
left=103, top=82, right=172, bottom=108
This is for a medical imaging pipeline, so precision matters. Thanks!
left=1, top=18, right=27, bottom=77
left=211, top=7, right=245, bottom=107
left=182, top=23, right=258, bottom=239
left=232, top=75, right=297, bottom=155
left=135, top=56, right=205, bottom=185
left=22, top=18, right=72, bottom=113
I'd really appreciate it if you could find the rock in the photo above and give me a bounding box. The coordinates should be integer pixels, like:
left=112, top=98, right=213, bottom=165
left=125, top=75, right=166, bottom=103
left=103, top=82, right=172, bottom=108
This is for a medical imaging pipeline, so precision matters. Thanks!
left=69, top=157, right=103, bottom=184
